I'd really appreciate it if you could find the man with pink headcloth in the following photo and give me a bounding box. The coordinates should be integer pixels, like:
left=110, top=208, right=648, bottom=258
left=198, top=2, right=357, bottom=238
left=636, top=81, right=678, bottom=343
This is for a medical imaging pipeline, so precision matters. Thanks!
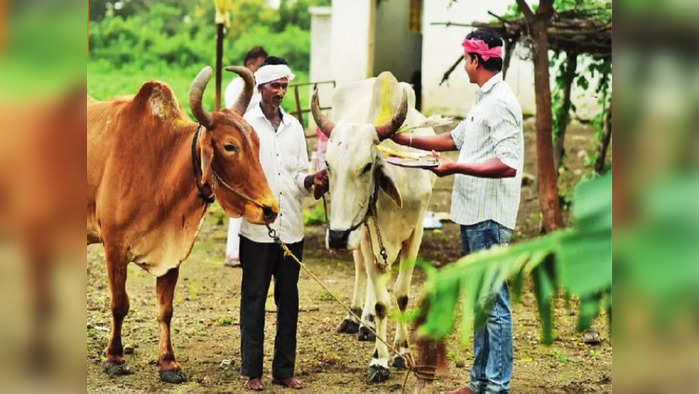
left=380, top=29, right=523, bottom=394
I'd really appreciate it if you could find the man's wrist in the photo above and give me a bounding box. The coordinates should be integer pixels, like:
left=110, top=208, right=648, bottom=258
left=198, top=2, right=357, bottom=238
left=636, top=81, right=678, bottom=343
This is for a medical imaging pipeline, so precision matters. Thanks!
left=449, top=161, right=465, bottom=175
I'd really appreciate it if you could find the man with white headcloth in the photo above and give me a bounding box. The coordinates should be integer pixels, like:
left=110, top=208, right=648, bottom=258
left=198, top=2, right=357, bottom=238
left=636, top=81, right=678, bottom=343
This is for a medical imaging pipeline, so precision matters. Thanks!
left=224, top=46, right=268, bottom=268
left=237, top=56, right=328, bottom=391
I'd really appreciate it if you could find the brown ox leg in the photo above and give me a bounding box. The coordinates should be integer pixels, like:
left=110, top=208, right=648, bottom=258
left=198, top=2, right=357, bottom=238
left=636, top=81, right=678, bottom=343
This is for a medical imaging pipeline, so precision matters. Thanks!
left=103, top=246, right=131, bottom=376
left=156, top=267, right=185, bottom=383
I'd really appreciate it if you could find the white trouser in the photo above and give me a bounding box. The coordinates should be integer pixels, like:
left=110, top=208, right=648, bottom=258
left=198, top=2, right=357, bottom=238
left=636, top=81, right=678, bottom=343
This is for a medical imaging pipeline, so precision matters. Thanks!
left=226, top=217, right=243, bottom=259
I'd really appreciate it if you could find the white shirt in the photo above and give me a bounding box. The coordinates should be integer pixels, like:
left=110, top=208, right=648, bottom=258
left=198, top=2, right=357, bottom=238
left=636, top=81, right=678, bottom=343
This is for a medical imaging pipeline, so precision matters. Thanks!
left=240, top=104, right=311, bottom=243
left=224, top=77, right=261, bottom=113
left=449, top=73, right=524, bottom=230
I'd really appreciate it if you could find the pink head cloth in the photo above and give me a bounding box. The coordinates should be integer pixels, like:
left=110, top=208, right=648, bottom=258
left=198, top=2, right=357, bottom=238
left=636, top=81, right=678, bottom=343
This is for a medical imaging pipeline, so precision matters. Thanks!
left=462, top=38, right=502, bottom=61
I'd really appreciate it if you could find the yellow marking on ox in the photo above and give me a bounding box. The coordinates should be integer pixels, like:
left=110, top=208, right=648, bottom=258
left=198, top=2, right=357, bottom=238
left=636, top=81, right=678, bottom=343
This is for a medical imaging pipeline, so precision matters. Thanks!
left=374, top=76, right=393, bottom=126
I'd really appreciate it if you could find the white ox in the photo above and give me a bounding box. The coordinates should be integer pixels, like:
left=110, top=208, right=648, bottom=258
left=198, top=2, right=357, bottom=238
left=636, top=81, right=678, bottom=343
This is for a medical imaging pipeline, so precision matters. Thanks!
left=311, top=72, right=436, bottom=382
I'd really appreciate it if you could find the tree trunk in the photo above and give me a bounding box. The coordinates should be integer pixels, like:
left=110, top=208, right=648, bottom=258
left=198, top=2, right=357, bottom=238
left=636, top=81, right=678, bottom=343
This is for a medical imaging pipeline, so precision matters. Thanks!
left=553, top=52, right=577, bottom=170
left=518, top=0, right=563, bottom=233
left=594, top=108, right=612, bottom=174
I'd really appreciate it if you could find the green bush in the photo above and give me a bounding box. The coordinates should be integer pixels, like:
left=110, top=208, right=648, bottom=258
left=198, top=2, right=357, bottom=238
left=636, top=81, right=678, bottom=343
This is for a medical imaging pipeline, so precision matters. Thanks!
left=88, top=1, right=320, bottom=125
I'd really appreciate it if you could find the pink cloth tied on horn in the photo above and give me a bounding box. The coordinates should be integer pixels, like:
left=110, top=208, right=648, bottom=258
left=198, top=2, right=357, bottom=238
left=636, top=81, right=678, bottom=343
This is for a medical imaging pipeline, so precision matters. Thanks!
left=462, top=38, right=502, bottom=61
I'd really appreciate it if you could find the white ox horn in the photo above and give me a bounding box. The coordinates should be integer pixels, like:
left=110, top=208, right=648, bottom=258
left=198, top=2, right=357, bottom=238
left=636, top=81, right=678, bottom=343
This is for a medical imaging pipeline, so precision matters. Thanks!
left=311, top=90, right=335, bottom=137
left=225, top=65, right=256, bottom=115
left=375, top=88, right=408, bottom=140
left=189, top=66, right=214, bottom=128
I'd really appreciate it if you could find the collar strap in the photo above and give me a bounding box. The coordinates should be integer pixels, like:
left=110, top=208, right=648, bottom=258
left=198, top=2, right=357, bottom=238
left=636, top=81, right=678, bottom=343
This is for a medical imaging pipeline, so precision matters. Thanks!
left=191, top=125, right=215, bottom=204
left=342, top=175, right=380, bottom=233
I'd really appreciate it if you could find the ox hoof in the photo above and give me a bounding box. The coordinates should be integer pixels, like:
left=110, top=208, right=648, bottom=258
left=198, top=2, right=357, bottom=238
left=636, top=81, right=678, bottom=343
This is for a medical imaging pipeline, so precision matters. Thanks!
left=337, top=318, right=360, bottom=334
left=392, top=355, right=407, bottom=370
left=357, top=326, right=376, bottom=342
left=159, top=369, right=186, bottom=384
left=102, top=361, right=132, bottom=377
left=366, top=364, right=390, bottom=383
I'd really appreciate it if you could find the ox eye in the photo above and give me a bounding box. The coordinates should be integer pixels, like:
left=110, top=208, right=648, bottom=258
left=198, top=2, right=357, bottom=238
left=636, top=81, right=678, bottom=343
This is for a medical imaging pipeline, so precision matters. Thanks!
left=361, top=163, right=372, bottom=174
left=223, top=144, right=238, bottom=153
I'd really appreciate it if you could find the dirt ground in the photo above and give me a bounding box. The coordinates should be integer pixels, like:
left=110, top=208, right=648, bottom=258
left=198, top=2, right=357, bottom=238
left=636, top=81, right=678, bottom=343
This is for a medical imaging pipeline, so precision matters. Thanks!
left=86, top=120, right=611, bottom=393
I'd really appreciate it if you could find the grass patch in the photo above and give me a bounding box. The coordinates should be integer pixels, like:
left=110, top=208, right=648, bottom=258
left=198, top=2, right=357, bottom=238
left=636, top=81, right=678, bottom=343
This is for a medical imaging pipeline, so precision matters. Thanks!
left=317, top=291, right=333, bottom=301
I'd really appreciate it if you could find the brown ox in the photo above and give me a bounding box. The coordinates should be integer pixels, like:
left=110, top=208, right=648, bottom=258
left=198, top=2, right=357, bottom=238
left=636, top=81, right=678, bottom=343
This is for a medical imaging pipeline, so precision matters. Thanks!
left=87, top=66, right=278, bottom=383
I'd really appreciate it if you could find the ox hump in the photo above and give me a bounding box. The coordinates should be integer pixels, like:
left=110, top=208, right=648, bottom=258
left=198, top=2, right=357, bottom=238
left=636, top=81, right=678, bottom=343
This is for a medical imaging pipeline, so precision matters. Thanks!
left=132, top=81, right=183, bottom=120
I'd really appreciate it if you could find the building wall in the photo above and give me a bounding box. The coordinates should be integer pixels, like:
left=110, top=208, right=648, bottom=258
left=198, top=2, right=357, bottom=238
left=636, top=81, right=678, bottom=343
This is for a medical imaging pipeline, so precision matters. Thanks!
left=421, top=0, right=536, bottom=117
left=309, top=7, right=333, bottom=111
left=329, top=0, right=372, bottom=84
left=309, top=1, right=602, bottom=120
left=374, top=0, right=422, bottom=84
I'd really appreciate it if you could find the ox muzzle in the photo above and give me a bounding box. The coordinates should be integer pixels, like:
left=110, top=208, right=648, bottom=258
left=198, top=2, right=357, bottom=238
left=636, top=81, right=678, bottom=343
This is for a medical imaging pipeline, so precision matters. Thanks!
left=326, top=229, right=351, bottom=250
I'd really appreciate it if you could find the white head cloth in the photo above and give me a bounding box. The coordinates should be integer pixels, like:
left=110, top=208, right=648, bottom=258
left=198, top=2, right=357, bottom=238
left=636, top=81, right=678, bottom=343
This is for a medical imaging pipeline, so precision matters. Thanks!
left=254, top=64, right=295, bottom=86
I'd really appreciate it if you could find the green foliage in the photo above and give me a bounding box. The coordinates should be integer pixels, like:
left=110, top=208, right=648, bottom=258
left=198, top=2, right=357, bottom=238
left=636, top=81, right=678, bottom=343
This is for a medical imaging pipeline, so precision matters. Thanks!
left=418, top=174, right=611, bottom=344
left=89, top=1, right=316, bottom=71
left=317, top=291, right=333, bottom=301
left=551, top=51, right=578, bottom=169
left=276, top=0, right=331, bottom=31
left=303, top=203, right=326, bottom=225
left=219, top=316, right=233, bottom=326
left=496, top=0, right=613, bottom=174
left=615, top=175, right=699, bottom=325
left=583, top=55, right=612, bottom=171
left=88, top=1, right=316, bottom=120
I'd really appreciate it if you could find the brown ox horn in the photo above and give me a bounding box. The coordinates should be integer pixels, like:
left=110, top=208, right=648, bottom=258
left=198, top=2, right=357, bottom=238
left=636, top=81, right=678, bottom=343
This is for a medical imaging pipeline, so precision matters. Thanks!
left=189, top=66, right=213, bottom=128
left=225, top=65, right=256, bottom=115
left=376, top=88, right=408, bottom=140
left=311, top=90, right=335, bottom=137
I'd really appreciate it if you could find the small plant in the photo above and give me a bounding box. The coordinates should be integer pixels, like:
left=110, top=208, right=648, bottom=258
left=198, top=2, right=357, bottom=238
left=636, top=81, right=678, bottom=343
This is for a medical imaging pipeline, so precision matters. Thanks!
left=447, top=351, right=465, bottom=367
left=317, top=291, right=333, bottom=301
left=219, top=317, right=233, bottom=326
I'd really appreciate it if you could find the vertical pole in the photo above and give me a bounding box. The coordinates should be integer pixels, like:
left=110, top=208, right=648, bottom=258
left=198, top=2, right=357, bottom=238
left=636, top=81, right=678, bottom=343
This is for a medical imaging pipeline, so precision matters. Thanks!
left=294, top=86, right=303, bottom=124
left=215, top=23, right=224, bottom=110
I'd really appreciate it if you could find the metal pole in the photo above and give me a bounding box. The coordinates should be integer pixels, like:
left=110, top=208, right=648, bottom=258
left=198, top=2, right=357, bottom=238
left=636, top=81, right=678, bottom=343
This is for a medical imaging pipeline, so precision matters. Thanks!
left=215, top=23, right=224, bottom=110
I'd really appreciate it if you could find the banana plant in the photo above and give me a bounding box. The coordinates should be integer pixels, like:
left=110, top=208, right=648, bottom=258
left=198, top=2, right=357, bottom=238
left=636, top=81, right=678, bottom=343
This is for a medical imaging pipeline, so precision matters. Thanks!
left=417, top=174, right=612, bottom=344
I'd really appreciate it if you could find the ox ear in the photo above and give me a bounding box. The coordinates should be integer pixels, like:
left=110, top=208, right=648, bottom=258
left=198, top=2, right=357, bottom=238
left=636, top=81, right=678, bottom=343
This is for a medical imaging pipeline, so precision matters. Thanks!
left=376, top=164, right=402, bottom=208
left=199, top=129, right=214, bottom=186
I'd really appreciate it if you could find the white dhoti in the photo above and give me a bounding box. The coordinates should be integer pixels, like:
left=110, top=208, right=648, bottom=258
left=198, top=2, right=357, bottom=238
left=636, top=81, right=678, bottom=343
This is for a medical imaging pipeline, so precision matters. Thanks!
left=225, top=217, right=242, bottom=266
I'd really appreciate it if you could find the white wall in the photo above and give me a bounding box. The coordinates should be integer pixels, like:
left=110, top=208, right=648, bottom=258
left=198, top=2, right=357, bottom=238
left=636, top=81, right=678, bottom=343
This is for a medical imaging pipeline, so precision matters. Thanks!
left=421, top=0, right=536, bottom=117
left=309, top=7, right=334, bottom=114
left=308, top=0, right=603, bottom=120
left=330, top=0, right=372, bottom=84
left=374, top=0, right=422, bottom=84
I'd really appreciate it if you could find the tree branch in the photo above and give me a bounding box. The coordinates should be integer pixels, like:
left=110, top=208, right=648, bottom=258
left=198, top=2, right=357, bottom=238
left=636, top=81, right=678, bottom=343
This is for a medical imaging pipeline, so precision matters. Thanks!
left=516, top=0, right=534, bottom=19
left=538, top=0, right=555, bottom=15
left=488, top=11, right=513, bottom=25
left=439, top=55, right=464, bottom=86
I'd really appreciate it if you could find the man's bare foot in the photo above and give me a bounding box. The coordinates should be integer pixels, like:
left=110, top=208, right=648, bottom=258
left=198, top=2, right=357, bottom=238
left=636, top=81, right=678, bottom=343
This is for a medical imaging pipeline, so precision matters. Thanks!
left=272, top=376, right=305, bottom=389
left=243, top=377, right=263, bottom=391
left=441, top=387, right=475, bottom=394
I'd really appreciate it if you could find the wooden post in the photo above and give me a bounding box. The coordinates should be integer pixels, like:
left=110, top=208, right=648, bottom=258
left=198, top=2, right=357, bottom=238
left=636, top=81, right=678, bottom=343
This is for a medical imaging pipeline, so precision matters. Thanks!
left=215, top=23, right=224, bottom=110
left=293, top=85, right=303, bottom=124
left=517, top=0, right=563, bottom=233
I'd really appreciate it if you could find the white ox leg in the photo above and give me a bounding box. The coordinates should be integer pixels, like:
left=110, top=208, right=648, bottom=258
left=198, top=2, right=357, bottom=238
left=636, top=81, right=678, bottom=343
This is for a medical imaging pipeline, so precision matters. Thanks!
left=361, top=232, right=391, bottom=383
left=391, top=226, right=423, bottom=369
left=358, top=250, right=376, bottom=342
left=337, top=249, right=365, bottom=334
